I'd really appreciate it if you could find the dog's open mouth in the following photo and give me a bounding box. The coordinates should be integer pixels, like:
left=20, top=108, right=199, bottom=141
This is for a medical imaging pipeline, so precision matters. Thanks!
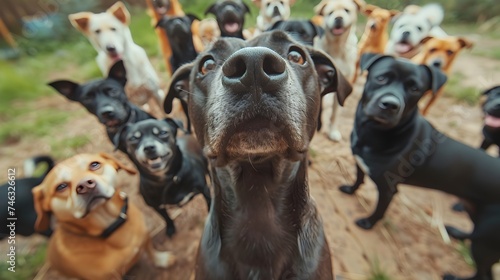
left=224, top=21, right=241, bottom=33
left=331, top=26, right=345, bottom=36
left=105, top=119, right=121, bottom=128
left=143, top=155, right=168, bottom=170
left=85, top=195, right=110, bottom=215
left=394, top=42, right=414, bottom=54
left=485, top=114, right=500, bottom=128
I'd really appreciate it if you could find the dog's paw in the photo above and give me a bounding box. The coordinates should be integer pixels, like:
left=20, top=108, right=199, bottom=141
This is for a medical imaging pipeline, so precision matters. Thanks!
left=327, top=129, right=342, bottom=142
left=355, top=218, right=375, bottom=230
left=442, top=274, right=461, bottom=280
left=339, top=185, right=356, bottom=195
left=153, top=251, right=177, bottom=268
left=166, top=224, right=176, bottom=237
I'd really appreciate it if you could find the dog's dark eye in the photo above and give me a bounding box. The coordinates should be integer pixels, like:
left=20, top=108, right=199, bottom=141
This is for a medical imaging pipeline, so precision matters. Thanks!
left=200, top=58, right=216, bottom=75
left=110, top=27, right=116, bottom=32
left=429, top=48, right=437, bottom=53
left=158, top=130, right=169, bottom=137
left=56, top=183, right=68, bottom=192
left=375, top=75, right=389, bottom=84
left=406, top=82, right=419, bottom=93
left=84, top=92, right=96, bottom=102
left=95, top=29, right=101, bottom=34
left=446, top=50, right=454, bottom=56
left=344, top=8, right=350, bottom=13
left=288, top=50, right=305, bottom=65
left=416, top=26, right=422, bottom=31
left=267, top=2, right=271, bottom=7
left=89, top=161, right=101, bottom=171
left=106, top=88, right=120, bottom=97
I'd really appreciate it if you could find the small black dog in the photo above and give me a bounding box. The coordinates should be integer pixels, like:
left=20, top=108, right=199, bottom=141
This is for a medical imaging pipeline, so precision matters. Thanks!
left=340, top=53, right=500, bottom=280
left=156, top=14, right=200, bottom=72
left=267, top=19, right=324, bottom=46
left=120, top=118, right=211, bottom=237
left=48, top=61, right=154, bottom=152
left=480, top=85, right=500, bottom=156
left=0, top=155, right=54, bottom=239
left=205, top=0, right=250, bottom=39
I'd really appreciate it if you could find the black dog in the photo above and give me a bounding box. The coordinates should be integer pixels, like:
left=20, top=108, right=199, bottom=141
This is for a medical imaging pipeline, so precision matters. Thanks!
left=268, top=19, right=324, bottom=46
left=480, top=85, right=500, bottom=156
left=120, top=118, right=211, bottom=237
left=48, top=61, right=154, bottom=152
left=156, top=14, right=200, bottom=72
left=0, top=155, right=54, bottom=239
left=340, top=53, right=500, bottom=280
left=166, top=31, right=352, bottom=279
left=205, top=0, right=250, bottom=39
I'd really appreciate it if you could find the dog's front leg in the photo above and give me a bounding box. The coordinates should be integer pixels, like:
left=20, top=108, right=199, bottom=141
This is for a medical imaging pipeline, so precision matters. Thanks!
left=155, top=206, right=176, bottom=237
left=339, top=164, right=364, bottom=195
left=356, top=180, right=397, bottom=230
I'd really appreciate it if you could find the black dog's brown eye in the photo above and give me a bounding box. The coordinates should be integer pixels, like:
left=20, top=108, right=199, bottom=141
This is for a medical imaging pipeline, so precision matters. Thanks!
left=288, top=51, right=305, bottom=65
left=376, top=75, right=388, bottom=84
left=56, top=183, right=68, bottom=192
left=200, top=58, right=216, bottom=75
left=446, top=50, right=454, bottom=56
left=89, top=161, right=101, bottom=171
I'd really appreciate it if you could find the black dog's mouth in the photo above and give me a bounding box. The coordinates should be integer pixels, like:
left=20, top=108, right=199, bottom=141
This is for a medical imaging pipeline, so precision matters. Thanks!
left=142, top=154, right=168, bottom=170
left=104, top=119, right=122, bottom=128
left=223, top=20, right=241, bottom=33
left=484, top=113, right=500, bottom=129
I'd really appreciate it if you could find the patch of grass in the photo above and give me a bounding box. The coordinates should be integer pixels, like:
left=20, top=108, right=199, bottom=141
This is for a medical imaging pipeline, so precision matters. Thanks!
left=0, top=242, right=47, bottom=280
left=472, top=48, right=500, bottom=60
left=444, top=74, right=481, bottom=105
left=309, top=147, right=318, bottom=159
left=456, top=241, right=475, bottom=268
left=368, top=256, right=392, bottom=280
left=50, top=135, right=91, bottom=158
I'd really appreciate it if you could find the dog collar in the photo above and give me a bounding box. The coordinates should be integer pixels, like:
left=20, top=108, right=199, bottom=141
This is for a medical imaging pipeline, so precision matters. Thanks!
left=99, top=192, right=129, bottom=238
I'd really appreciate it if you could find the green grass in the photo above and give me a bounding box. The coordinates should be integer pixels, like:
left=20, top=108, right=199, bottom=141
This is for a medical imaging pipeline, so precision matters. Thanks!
left=368, top=256, right=392, bottom=280
left=0, top=242, right=47, bottom=280
left=472, top=48, right=500, bottom=60
left=50, top=135, right=91, bottom=159
left=444, top=74, right=481, bottom=105
left=456, top=241, right=475, bottom=268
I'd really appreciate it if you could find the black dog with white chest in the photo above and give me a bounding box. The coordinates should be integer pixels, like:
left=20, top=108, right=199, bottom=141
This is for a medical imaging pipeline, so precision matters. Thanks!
left=205, top=0, right=250, bottom=39
left=480, top=85, right=500, bottom=156
left=166, top=31, right=352, bottom=279
left=48, top=61, right=153, bottom=152
left=120, top=118, right=211, bottom=237
left=340, top=53, right=500, bottom=280
left=156, top=14, right=200, bottom=72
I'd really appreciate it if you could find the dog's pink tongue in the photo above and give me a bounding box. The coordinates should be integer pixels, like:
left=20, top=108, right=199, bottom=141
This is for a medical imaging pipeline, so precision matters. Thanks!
left=224, top=22, right=240, bottom=33
left=485, top=115, right=500, bottom=128
left=395, top=43, right=412, bottom=54
left=332, top=27, right=344, bottom=35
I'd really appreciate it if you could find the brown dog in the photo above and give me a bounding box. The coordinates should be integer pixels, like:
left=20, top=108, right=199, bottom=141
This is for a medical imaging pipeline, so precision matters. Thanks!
left=32, top=153, right=175, bottom=280
left=413, top=36, right=474, bottom=115
left=352, top=4, right=399, bottom=84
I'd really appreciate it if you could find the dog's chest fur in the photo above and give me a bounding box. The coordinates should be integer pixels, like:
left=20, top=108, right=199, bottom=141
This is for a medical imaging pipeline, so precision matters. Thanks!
left=315, top=31, right=357, bottom=80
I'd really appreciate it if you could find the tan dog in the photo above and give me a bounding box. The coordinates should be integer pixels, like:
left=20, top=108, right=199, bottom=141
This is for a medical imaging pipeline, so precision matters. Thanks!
left=198, top=18, right=221, bottom=46
left=413, top=36, right=474, bottom=115
left=69, top=2, right=164, bottom=115
left=314, top=0, right=364, bottom=142
left=352, top=4, right=399, bottom=84
left=32, top=153, right=175, bottom=280
left=253, top=0, right=295, bottom=32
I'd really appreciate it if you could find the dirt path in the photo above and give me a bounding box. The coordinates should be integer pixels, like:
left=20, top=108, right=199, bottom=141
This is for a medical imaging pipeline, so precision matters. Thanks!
left=1, top=48, right=500, bottom=280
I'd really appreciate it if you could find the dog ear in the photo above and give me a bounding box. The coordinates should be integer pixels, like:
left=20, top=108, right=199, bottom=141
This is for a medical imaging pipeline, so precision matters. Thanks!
left=420, top=36, right=433, bottom=45
left=289, top=0, right=296, bottom=5
left=309, top=48, right=353, bottom=106
left=107, top=1, right=130, bottom=25
left=242, top=2, right=251, bottom=14
left=68, top=12, right=92, bottom=33
left=32, top=185, right=51, bottom=232
left=112, top=123, right=130, bottom=151
left=187, top=13, right=200, bottom=23
left=353, top=0, right=366, bottom=11
left=308, top=20, right=324, bottom=38
left=204, top=3, right=218, bottom=16
left=483, top=86, right=500, bottom=95
left=420, top=65, right=447, bottom=95
left=252, top=0, right=262, bottom=8
left=313, top=1, right=328, bottom=16
left=99, top=152, right=137, bottom=175
left=165, top=63, right=192, bottom=114
left=48, top=80, right=80, bottom=101
left=108, top=60, right=127, bottom=86
left=268, top=20, right=284, bottom=31
left=164, top=118, right=186, bottom=137
left=458, top=37, right=474, bottom=49
left=360, top=53, right=392, bottom=71
left=389, top=9, right=400, bottom=18
left=155, top=16, right=169, bottom=29
left=363, top=4, right=378, bottom=15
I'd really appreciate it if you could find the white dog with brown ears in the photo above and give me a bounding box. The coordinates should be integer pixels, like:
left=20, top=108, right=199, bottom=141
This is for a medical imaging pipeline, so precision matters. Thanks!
left=253, top=0, right=295, bottom=32
left=314, top=0, right=364, bottom=142
left=69, top=2, right=164, bottom=114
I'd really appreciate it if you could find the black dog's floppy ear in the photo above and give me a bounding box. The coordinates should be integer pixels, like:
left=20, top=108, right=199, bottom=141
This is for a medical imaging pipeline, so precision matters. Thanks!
left=155, top=16, right=169, bottom=29
left=308, top=20, right=324, bottom=38
left=164, top=63, right=193, bottom=114
left=163, top=118, right=185, bottom=137
left=420, top=65, right=447, bottom=95
left=268, top=20, right=284, bottom=31
left=108, top=60, right=127, bottom=86
left=186, top=13, right=200, bottom=23
left=48, top=80, right=80, bottom=101
left=308, top=48, right=353, bottom=106
left=242, top=2, right=251, bottom=14
left=204, top=3, right=218, bottom=16
left=360, top=53, right=392, bottom=71
left=112, top=123, right=130, bottom=151
left=483, top=86, right=500, bottom=95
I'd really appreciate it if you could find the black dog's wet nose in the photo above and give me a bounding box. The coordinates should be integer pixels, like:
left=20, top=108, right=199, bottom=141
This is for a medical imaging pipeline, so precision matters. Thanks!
left=222, top=47, right=286, bottom=89
left=379, top=95, right=400, bottom=112
left=76, top=179, right=96, bottom=194
left=101, top=110, right=115, bottom=119
left=144, top=145, right=156, bottom=153
left=106, top=45, right=116, bottom=53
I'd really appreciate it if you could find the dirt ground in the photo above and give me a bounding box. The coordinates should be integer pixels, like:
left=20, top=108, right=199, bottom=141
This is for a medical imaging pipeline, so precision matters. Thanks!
left=1, top=40, right=500, bottom=280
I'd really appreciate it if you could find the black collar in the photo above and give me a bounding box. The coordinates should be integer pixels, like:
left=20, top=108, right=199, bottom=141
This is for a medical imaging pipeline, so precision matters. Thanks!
left=99, top=194, right=129, bottom=239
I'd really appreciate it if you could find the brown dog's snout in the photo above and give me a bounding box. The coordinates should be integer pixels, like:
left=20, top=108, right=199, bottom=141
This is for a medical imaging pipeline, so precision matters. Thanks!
left=76, top=179, right=97, bottom=194
left=222, top=47, right=286, bottom=90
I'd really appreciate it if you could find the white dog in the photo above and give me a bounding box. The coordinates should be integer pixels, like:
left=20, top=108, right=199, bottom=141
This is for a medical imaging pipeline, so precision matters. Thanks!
left=314, top=0, right=363, bottom=142
left=69, top=1, right=164, bottom=112
left=253, top=0, right=294, bottom=32
left=385, top=3, right=446, bottom=59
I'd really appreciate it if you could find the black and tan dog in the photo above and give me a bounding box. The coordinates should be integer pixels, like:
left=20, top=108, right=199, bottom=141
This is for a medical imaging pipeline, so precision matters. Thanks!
left=166, top=31, right=352, bottom=279
left=119, top=118, right=211, bottom=237
left=32, top=153, right=175, bottom=279
left=340, top=53, right=500, bottom=280
left=267, top=19, right=324, bottom=46
left=480, top=85, right=500, bottom=156
left=205, top=0, right=250, bottom=39
left=156, top=14, right=200, bottom=72
left=48, top=61, right=154, bottom=152
left=0, top=155, right=55, bottom=239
